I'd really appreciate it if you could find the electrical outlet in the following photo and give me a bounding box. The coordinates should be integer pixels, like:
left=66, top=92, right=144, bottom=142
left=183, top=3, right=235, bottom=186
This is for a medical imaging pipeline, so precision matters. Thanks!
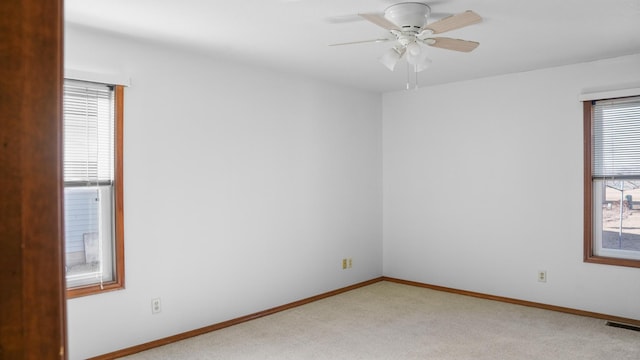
left=342, top=258, right=347, bottom=269
left=348, top=258, right=352, bottom=268
left=151, top=298, right=162, bottom=314
left=537, top=270, right=547, bottom=283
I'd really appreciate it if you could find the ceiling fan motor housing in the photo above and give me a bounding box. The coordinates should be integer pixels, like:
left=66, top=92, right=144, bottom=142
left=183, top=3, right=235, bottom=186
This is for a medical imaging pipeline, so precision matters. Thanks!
left=384, top=2, right=430, bottom=32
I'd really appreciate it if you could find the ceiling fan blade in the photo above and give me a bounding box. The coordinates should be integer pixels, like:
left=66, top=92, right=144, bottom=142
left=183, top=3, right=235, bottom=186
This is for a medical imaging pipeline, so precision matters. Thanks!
left=423, top=10, right=482, bottom=34
left=329, top=38, right=391, bottom=47
left=358, top=13, right=399, bottom=30
left=426, top=37, right=479, bottom=52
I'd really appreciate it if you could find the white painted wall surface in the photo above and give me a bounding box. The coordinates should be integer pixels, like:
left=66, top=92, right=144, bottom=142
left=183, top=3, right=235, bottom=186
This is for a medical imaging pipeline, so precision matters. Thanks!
left=383, top=54, right=640, bottom=320
left=65, top=25, right=382, bottom=359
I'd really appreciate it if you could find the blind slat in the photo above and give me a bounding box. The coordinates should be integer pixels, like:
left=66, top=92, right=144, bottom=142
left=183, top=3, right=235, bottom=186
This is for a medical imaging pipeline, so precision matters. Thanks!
left=592, top=96, right=640, bottom=178
left=63, top=81, right=115, bottom=183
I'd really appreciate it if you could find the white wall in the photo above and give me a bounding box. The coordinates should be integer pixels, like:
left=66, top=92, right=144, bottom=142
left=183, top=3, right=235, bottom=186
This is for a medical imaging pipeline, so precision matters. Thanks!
left=383, top=54, right=640, bottom=320
left=65, top=25, right=382, bottom=359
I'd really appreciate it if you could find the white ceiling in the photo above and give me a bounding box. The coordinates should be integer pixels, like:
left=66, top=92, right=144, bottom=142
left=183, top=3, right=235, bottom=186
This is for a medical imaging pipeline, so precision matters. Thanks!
left=65, top=0, right=640, bottom=93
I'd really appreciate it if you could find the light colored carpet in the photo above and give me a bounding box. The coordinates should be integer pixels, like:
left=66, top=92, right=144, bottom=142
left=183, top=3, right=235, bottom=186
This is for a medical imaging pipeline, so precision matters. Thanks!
left=121, top=281, right=640, bottom=359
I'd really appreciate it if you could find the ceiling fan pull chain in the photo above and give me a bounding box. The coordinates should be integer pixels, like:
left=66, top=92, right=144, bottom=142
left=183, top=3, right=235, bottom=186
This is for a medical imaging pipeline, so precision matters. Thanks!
left=406, top=62, right=411, bottom=90
left=405, top=62, right=420, bottom=91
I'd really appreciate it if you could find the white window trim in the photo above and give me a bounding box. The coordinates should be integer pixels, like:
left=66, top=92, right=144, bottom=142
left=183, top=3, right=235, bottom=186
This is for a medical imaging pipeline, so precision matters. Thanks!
left=578, top=86, right=640, bottom=101
left=65, top=68, right=131, bottom=87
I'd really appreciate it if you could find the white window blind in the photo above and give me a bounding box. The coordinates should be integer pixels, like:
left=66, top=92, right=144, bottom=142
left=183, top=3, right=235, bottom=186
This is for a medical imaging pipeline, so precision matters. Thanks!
left=592, top=96, right=640, bottom=179
left=63, top=80, right=114, bottom=184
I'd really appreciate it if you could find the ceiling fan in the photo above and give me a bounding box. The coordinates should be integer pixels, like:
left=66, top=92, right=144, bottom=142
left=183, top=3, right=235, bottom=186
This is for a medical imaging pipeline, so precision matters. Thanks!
left=330, top=2, right=482, bottom=73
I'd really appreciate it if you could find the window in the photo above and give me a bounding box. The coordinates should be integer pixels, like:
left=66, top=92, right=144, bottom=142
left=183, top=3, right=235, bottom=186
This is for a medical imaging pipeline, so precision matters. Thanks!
left=584, top=96, right=640, bottom=268
left=63, top=79, right=125, bottom=297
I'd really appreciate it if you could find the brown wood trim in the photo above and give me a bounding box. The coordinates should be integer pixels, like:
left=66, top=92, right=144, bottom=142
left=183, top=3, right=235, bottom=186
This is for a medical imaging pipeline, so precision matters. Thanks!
left=383, top=277, right=640, bottom=327
left=583, top=100, right=594, bottom=263
left=584, top=254, right=640, bottom=268
left=582, top=100, right=640, bottom=268
left=67, top=85, right=127, bottom=298
left=89, top=277, right=384, bottom=359
left=0, top=0, right=66, bottom=357
left=114, top=85, right=126, bottom=291
left=66, top=281, right=126, bottom=298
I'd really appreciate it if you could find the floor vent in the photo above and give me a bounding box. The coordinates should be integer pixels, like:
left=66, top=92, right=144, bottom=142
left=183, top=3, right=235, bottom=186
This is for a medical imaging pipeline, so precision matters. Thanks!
left=605, top=321, right=640, bottom=332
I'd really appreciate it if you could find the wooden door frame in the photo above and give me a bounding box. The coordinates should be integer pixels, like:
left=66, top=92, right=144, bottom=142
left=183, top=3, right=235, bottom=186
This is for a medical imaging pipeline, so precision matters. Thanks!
left=0, top=0, right=67, bottom=358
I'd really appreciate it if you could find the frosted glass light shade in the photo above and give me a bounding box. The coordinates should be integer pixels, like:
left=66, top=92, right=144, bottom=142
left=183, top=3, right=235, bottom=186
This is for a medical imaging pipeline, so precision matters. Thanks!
left=406, top=43, right=431, bottom=72
left=405, top=43, right=422, bottom=65
left=379, top=48, right=402, bottom=71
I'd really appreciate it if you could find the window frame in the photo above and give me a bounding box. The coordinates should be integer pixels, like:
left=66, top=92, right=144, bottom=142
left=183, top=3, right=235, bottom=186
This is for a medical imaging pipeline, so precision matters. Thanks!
left=66, top=84, right=125, bottom=298
left=583, top=99, right=640, bottom=269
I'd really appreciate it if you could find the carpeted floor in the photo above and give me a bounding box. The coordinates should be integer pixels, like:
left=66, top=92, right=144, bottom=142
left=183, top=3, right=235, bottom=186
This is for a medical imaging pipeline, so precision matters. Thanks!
left=120, top=281, right=640, bottom=359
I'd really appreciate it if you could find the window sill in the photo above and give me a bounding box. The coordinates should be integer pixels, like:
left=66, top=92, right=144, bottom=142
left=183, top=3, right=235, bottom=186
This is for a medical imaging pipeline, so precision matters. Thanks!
left=584, top=254, right=640, bottom=269
left=67, top=279, right=124, bottom=299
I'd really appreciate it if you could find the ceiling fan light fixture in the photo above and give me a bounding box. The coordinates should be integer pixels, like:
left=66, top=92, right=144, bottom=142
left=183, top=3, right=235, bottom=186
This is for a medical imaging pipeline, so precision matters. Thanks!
left=405, top=42, right=430, bottom=72
left=407, top=42, right=421, bottom=56
left=379, top=47, right=403, bottom=71
left=405, top=42, right=422, bottom=65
